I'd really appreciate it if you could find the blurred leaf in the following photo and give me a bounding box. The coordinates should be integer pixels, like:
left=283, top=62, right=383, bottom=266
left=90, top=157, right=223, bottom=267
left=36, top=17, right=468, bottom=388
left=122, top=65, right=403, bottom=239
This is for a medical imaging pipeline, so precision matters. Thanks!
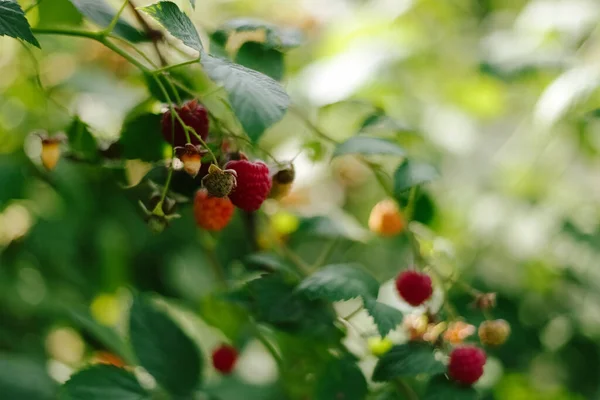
left=360, top=113, right=412, bottom=134
left=0, top=154, right=28, bottom=210
left=235, top=41, right=284, bottom=81
left=119, top=113, right=166, bottom=162
left=199, top=293, right=248, bottom=341
left=393, top=160, right=439, bottom=195
left=298, top=263, right=379, bottom=302
left=140, top=1, right=203, bottom=52
left=68, top=307, right=136, bottom=365
left=205, top=376, right=285, bottom=400
left=295, top=216, right=366, bottom=241
left=201, top=54, right=290, bottom=141
left=129, top=294, right=202, bottom=395
left=61, top=365, right=149, bottom=400
left=189, top=0, right=196, bottom=9
left=66, top=117, right=99, bottom=162
left=364, top=298, right=404, bottom=337
left=244, top=252, right=298, bottom=276
left=0, top=0, right=40, bottom=47
left=36, top=0, right=82, bottom=28
left=0, top=355, right=56, bottom=400
left=423, top=375, right=478, bottom=400
left=314, top=358, right=367, bottom=400
left=372, top=343, right=445, bottom=381
left=333, top=137, right=405, bottom=158
left=216, top=18, right=302, bottom=49
left=68, top=0, right=147, bottom=42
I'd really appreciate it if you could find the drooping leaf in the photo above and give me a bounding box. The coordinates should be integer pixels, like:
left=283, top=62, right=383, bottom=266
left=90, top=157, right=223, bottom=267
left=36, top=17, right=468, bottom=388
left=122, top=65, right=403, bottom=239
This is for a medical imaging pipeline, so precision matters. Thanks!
left=119, top=113, right=166, bottom=162
left=372, top=343, right=446, bottom=381
left=66, top=117, right=99, bottom=162
left=129, top=294, right=202, bottom=395
left=61, top=365, right=150, bottom=400
left=333, top=137, right=406, bottom=158
left=0, top=355, right=56, bottom=400
left=393, top=160, right=439, bottom=195
left=423, top=375, right=479, bottom=400
left=298, top=264, right=379, bottom=302
left=364, top=298, right=404, bottom=337
left=215, top=18, right=302, bottom=49
left=0, top=0, right=40, bottom=47
left=67, top=0, right=147, bottom=42
left=235, top=41, right=284, bottom=81
left=314, top=358, right=368, bottom=400
left=67, top=307, right=136, bottom=365
left=140, top=1, right=203, bottom=52
left=201, top=54, right=290, bottom=142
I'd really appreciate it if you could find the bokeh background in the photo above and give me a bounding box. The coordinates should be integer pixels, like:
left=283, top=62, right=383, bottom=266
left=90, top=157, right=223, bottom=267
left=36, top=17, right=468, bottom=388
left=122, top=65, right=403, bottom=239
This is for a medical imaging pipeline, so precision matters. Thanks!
left=2, top=0, right=600, bottom=399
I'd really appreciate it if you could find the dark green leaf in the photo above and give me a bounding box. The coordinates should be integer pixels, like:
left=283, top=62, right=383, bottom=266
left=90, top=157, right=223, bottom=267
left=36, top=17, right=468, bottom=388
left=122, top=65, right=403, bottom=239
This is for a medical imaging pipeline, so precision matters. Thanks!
left=298, top=263, right=379, bottom=302
left=235, top=41, right=284, bottom=81
left=333, top=137, right=406, bottom=158
left=67, top=307, right=136, bottom=365
left=0, top=0, right=40, bottom=47
left=364, top=298, right=404, bottom=337
left=129, top=294, right=202, bottom=395
left=244, top=252, right=298, bottom=276
left=372, top=343, right=445, bottom=381
left=314, top=358, right=367, bottom=400
left=0, top=355, right=56, bottom=400
left=199, top=294, right=248, bottom=341
left=216, top=18, right=302, bottom=49
left=423, top=375, right=479, bottom=400
left=140, top=1, right=203, bottom=52
left=0, top=154, right=28, bottom=210
left=61, top=365, right=149, bottom=400
left=119, top=113, right=166, bottom=162
left=201, top=54, right=290, bottom=142
left=66, top=117, right=99, bottom=162
left=393, top=160, right=439, bottom=194
left=68, top=0, right=147, bottom=42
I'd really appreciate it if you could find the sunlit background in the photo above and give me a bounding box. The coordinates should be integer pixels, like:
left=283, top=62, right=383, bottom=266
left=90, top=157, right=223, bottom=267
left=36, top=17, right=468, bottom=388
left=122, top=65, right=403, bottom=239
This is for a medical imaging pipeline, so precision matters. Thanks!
left=2, top=0, right=600, bottom=399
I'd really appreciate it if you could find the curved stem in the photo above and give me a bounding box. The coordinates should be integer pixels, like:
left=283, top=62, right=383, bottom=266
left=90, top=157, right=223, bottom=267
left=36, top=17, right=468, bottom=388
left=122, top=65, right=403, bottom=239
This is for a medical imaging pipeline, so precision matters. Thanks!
left=102, top=0, right=130, bottom=37
left=396, top=378, right=419, bottom=400
left=154, top=58, right=200, bottom=73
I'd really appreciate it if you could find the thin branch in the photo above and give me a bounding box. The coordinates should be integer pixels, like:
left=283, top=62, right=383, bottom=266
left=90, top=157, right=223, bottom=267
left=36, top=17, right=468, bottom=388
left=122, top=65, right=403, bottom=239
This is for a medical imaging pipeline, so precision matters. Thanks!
left=128, top=0, right=168, bottom=66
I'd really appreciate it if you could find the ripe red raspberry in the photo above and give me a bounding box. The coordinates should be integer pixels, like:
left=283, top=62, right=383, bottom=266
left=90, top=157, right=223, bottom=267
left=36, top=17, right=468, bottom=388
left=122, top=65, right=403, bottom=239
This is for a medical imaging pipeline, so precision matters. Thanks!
left=395, top=270, right=433, bottom=306
left=161, top=99, right=209, bottom=147
left=448, top=346, right=486, bottom=386
left=211, top=344, right=238, bottom=374
left=224, top=160, right=272, bottom=212
left=193, top=189, right=234, bottom=231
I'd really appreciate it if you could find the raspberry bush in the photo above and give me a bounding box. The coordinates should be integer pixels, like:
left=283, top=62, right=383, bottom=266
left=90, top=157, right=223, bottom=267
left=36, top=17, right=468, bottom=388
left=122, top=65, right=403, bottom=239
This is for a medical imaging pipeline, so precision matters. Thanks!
left=1, top=0, right=596, bottom=399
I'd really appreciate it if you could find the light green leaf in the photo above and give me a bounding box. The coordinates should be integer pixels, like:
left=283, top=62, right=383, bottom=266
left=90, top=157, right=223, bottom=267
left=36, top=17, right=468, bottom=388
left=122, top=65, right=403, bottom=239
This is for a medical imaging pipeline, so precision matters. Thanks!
left=140, top=1, right=203, bottom=52
left=235, top=41, right=284, bottom=81
left=393, top=160, right=439, bottom=194
left=298, top=264, right=379, bottom=302
left=199, top=294, right=248, bottom=341
left=61, top=365, right=149, bottom=400
left=68, top=307, right=136, bottom=366
left=216, top=18, right=302, bottom=49
left=119, top=113, right=166, bottom=162
left=0, top=0, right=40, bottom=47
left=66, top=117, right=99, bottom=162
left=68, top=0, right=146, bottom=42
left=314, top=359, right=367, bottom=400
left=333, top=137, right=406, bottom=158
left=364, top=298, right=404, bottom=337
left=423, top=375, right=479, bottom=400
left=201, top=54, right=289, bottom=141
left=129, top=295, right=202, bottom=396
left=372, top=343, right=445, bottom=381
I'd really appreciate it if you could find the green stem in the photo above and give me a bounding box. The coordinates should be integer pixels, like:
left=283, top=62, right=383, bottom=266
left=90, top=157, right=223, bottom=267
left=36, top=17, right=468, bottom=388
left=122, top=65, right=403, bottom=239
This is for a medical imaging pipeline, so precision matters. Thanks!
left=249, top=322, right=284, bottom=368
left=311, top=238, right=338, bottom=270
left=396, top=379, right=419, bottom=400
left=25, top=0, right=45, bottom=13
left=100, top=36, right=150, bottom=72
left=154, top=58, right=200, bottom=73
left=102, top=0, right=130, bottom=37
left=404, top=186, right=418, bottom=221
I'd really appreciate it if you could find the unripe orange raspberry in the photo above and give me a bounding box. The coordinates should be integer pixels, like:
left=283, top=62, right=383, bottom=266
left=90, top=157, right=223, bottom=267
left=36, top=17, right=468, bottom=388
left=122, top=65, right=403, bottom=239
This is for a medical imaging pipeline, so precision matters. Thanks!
left=368, top=199, right=404, bottom=236
left=478, top=319, right=510, bottom=347
left=443, top=321, right=476, bottom=345
left=193, top=189, right=234, bottom=231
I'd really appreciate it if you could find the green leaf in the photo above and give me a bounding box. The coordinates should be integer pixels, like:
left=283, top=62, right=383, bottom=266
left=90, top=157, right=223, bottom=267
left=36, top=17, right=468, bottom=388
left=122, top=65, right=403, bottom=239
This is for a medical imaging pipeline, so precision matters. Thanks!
left=372, top=343, right=445, bottom=381
left=298, top=264, right=379, bottom=302
left=119, top=113, right=166, bottom=162
left=364, top=298, right=404, bottom=337
left=66, top=117, right=99, bottom=162
left=36, top=0, right=82, bottom=28
left=314, top=358, right=367, bottom=400
left=333, top=137, right=406, bottom=158
left=201, top=54, right=290, bottom=142
left=423, top=375, right=479, bottom=400
left=216, top=18, right=302, bottom=49
left=144, top=70, right=195, bottom=103
left=0, top=154, right=28, bottom=210
left=61, top=365, right=149, bottom=400
left=140, top=1, right=203, bottom=52
left=67, top=307, right=136, bottom=366
left=235, top=41, right=284, bottom=81
left=0, top=0, right=40, bottom=47
left=0, top=355, right=56, bottom=400
left=360, top=113, right=412, bottom=134
left=129, top=295, right=202, bottom=395
left=199, top=293, right=248, bottom=341
left=68, top=0, right=147, bottom=42
left=393, top=160, right=439, bottom=194
left=189, top=0, right=196, bottom=9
